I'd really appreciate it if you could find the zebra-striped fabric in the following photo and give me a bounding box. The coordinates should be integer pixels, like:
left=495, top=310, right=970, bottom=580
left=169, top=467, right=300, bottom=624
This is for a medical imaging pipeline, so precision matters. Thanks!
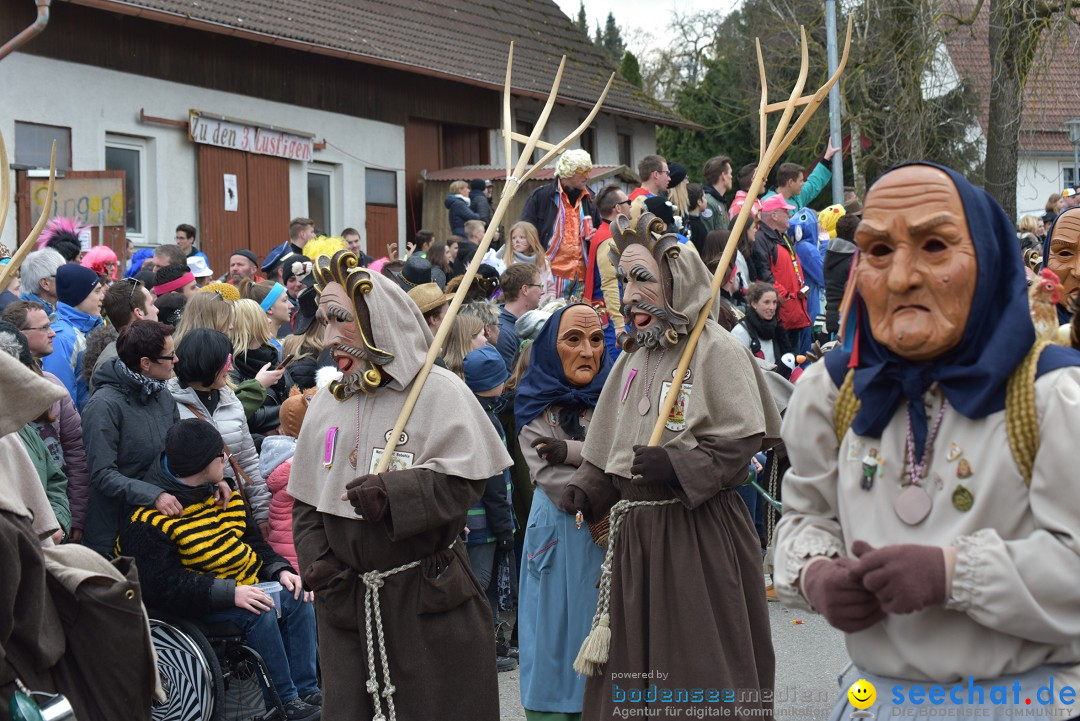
left=126, top=491, right=263, bottom=585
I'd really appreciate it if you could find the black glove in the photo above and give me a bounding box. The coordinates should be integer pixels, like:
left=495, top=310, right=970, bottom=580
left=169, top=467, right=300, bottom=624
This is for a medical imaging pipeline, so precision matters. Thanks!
left=531, top=436, right=568, bottom=465
left=630, top=445, right=677, bottom=486
left=496, top=534, right=515, bottom=553
left=559, top=484, right=591, bottom=517
left=343, top=474, right=389, bottom=522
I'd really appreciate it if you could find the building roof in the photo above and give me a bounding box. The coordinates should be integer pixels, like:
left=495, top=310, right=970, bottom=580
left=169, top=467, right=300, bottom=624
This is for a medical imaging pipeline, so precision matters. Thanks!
left=941, top=0, right=1080, bottom=154
left=73, top=0, right=691, bottom=129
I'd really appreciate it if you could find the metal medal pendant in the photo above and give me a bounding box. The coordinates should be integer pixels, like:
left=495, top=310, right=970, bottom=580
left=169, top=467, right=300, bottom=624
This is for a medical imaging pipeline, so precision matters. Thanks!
left=348, top=447, right=358, bottom=469
left=952, top=484, right=974, bottom=512
left=638, top=396, right=651, bottom=416
left=894, top=484, right=932, bottom=525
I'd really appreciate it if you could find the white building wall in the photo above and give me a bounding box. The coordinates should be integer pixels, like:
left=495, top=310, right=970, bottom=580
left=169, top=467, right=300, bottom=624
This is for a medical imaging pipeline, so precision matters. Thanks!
left=0, top=52, right=405, bottom=253
left=489, top=98, right=657, bottom=171
left=1017, top=154, right=1076, bottom=219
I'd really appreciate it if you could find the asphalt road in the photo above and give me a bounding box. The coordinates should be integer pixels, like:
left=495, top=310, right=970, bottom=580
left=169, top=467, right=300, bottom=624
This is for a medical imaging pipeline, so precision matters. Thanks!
left=497, top=601, right=850, bottom=720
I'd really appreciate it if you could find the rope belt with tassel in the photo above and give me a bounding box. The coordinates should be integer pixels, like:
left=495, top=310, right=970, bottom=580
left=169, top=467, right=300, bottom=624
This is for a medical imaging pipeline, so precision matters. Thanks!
left=360, top=541, right=457, bottom=721
left=573, top=497, right=680, bottom=676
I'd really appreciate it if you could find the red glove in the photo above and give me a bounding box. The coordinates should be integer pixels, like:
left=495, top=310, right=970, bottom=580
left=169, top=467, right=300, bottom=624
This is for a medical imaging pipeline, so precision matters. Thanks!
left=851, top=540, right=947, bottom=615
left=343, top=474, right=389, bottom=522
left=801, top=557, right=886, bottom=633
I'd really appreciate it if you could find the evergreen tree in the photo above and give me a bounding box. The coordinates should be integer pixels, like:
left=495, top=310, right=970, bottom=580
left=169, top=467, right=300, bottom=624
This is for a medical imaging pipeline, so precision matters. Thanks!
left=601, top=12, right=626, bottom=59
left=575, top=1, right=587, bottom=34
left=620, top=51, right=643, bottom=89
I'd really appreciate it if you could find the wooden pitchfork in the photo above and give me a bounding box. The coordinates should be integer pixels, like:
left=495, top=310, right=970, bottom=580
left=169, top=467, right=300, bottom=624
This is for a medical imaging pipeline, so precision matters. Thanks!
left=0, top=135, right=57, bottom=291
left=647, top=20, right=853, bottom=446
left=372, top=43, right=614, bottom=473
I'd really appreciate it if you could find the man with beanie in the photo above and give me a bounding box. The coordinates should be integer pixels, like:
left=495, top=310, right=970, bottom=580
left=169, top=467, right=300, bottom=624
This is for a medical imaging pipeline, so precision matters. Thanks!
left=227, top=249, right=262, bottom=285
left=462, top=345, right=518, bottom=673
left=119, top=419, right=322, bottom=721
left=469, top=179, right=493, bottom=224
left=42, top=264, right=105, bottom=410
left=520, top=149, right=600, bottom=299
left=281, top=254, right=312, bottom=307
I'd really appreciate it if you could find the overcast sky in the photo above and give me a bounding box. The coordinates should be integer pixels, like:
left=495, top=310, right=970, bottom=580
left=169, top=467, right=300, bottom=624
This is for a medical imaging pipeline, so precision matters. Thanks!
left=552, top=0, right=741, bottom=50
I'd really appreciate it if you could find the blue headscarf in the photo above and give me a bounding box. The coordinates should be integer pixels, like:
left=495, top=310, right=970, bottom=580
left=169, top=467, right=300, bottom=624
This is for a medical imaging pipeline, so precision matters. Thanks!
left=825, top=162, right=1077, bottom=457
left=1041, top=207, right=1080, bottom=324
left=514, top=304, right=612, bottom=435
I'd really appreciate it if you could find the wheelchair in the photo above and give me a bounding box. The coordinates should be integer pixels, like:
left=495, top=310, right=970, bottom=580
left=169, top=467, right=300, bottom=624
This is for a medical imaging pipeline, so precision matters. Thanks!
left=149, top=614, right=287, bottom=721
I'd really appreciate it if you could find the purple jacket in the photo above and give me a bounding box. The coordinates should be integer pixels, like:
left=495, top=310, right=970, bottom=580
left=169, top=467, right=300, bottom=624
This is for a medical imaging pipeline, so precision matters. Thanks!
left=42, top=370, right=91, bottom=532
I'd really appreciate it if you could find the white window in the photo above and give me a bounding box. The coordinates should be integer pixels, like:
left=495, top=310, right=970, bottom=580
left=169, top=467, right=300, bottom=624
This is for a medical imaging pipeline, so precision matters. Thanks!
left=15, top=121, right=72, bottom=170
left=105, top=136, right=150, bottom=240
left=307, top=170, right=332, bottom=235
left=1063, top=165, right=1078, bottom=190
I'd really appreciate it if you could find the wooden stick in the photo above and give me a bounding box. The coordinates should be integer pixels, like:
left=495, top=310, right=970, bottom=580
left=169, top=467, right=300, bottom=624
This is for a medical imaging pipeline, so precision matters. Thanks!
left=0, top=131, right=9, bottom=240
left=757, top=38, right=767, bottom=163
left=0, top=141, right=55, bottom=291
left=374, top=48, right=612, bottom=473
left=648, top=23, right=851, bottom=445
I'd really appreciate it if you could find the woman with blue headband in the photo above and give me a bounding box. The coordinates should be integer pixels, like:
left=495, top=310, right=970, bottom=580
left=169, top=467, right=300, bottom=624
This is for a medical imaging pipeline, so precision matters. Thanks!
left=516, top=303, right=611, bottom=721
left=774, top=163, right=1080, bottom=719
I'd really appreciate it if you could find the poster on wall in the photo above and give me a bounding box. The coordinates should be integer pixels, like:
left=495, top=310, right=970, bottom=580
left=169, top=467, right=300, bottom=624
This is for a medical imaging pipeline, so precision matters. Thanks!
left=224, top=174, right=238, bottom=212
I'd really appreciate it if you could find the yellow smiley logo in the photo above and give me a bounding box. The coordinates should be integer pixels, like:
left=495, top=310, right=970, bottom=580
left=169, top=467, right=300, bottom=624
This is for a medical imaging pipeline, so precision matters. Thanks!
left=847, top=679, right=876, bottom=710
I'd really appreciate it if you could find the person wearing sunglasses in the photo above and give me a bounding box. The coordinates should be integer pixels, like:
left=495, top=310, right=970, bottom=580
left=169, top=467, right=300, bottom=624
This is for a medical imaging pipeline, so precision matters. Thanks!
left=82, top=320, right=182, bottom=558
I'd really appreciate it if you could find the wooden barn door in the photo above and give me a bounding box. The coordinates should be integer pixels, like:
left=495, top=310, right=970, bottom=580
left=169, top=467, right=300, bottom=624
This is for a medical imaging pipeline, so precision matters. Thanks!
left=197, top=146, right=289, bottom=275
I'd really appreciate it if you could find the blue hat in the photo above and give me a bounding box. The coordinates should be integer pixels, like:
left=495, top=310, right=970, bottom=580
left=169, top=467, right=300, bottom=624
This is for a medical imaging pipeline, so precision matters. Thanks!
left=260, top=242, right=290, bottom=273
left=463, top=345, right=508, bottom=393
left=56, top=264, right=100, bottom=306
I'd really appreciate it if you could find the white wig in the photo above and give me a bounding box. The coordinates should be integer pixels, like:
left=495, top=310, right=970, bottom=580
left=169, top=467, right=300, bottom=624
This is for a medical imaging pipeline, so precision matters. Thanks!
left=555, top=149, right=593, bottom=178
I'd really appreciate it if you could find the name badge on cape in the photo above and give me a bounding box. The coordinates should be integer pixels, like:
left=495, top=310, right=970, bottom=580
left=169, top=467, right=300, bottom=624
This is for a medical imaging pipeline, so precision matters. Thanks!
left=659, top=381, right=692, bottom=432
left=368, top=447, right=416, bottom=474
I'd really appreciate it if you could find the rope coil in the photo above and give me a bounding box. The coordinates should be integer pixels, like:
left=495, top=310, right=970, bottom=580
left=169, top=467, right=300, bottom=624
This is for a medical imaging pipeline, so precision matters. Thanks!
left=360, top=543, right=456, bottom=721
left=573, top=497, right=679, bottom=676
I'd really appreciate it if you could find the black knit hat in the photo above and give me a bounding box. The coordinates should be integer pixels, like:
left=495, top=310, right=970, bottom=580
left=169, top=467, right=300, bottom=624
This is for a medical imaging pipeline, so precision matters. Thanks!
left=668, top=162, right=687, bottom=187
left=165, top=419, right=224, bottom=478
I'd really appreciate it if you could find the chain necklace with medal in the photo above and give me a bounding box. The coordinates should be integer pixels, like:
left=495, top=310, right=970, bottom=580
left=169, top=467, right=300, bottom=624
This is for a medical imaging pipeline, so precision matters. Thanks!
left=638, top=347, right=667, bottom=416
left=894, top=397, right=949, bottom=525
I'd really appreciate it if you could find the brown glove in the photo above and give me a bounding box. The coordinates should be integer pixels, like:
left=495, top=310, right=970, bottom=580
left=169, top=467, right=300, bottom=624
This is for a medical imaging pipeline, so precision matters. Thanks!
left=531, top=436, right=568, bottom=465
left=343, top=474, right=389, bottom=522
left=559, top=484, right=592, bottom=518
left=851, top=540, right=947, bottom=615
left=802, top=557, right=886, bottom=633
left=302, top=557, right=346, bottom=592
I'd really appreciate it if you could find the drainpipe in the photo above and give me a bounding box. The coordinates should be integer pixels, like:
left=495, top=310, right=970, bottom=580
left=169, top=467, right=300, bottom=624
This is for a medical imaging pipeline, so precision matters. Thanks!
left=0, top=0, right=52, bottom=62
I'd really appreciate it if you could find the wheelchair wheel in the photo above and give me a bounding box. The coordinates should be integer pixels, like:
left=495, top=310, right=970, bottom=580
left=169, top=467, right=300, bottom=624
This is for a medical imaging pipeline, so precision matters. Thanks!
left=150, top=618, right=224, bottom=721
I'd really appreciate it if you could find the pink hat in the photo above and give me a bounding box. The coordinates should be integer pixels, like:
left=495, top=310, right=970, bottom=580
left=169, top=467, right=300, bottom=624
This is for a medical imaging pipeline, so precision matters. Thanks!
left=760, top=194, right=796, bottom=213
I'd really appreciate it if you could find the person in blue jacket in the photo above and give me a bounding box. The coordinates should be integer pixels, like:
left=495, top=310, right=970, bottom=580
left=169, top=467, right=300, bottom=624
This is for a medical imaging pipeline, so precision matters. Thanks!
left=41, top=264, right=104, bottom=410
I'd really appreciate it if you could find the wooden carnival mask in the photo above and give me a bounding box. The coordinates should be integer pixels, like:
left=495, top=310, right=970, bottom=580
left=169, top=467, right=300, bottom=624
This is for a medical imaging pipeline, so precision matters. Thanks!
left=556, top=305, right=605, bottom=387
left=854, top=165, right=977, bottom=362
left=1046, top=208, right=1080, bottom=309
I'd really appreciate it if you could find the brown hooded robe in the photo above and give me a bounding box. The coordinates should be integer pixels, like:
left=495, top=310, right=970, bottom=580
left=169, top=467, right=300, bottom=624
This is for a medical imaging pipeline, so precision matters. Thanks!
left=572, top=242, right=782, bottom=719
left=290, top=269, right=512, bottom=721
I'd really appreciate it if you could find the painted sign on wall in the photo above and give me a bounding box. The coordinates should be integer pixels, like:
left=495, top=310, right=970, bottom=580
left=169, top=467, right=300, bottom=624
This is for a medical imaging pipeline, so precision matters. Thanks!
left=29, top=176, right=125, bottom=226
left=189, top=111, right=313, bottom=162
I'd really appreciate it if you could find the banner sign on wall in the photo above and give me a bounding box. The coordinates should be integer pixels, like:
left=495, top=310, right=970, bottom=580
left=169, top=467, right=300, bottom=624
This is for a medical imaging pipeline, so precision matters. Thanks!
left=189, top=110, right=313, bottom=162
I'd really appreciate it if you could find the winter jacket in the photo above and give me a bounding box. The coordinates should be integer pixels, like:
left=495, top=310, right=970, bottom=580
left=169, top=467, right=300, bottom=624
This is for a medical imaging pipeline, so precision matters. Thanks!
left=40, top=370, right=90, bottom=533
left=445, top=194, right=482, bottom=237
left=469, top=189, right=493, bottom=224
left=41, top=302, right=104, bottom=411
left=117, top=458, right=293, bottom=618
left=19, top=291, right=54, bottom=317
left=794, top=236, right=825, bottom=326
left=259, top=435, right=298, bottom=569
left=169, top=380, right=270, bottom=524
left=17, top=425, right=70, bottom=535
left=702, top=185, right=729, bottom=231
left=520, top=180, right=600, bottom=251
left=761, top=162, right=832, bottom=213
left=756, top=225, right=810, bottom=331
left=466, top=397, right=515, bottom=545
left=82, top=357, right=179, bottom=557
left=496, top=306, right=521, bottom=374
left=824, top=237, right=857, bottom=335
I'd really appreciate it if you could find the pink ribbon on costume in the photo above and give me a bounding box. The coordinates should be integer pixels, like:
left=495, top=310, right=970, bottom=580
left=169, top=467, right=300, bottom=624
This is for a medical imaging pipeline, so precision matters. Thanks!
left=152, top=271, right=195, bottom=296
